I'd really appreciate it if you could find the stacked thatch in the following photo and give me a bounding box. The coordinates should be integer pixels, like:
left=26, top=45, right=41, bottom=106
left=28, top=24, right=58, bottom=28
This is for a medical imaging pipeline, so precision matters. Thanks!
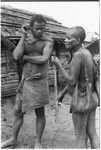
left=1, top=5, right=69, bottom=39
left=1, top=5, right=99, bottom=97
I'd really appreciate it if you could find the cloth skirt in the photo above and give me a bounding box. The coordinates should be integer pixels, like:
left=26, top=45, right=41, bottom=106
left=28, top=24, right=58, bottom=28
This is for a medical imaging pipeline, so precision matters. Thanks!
left=22, top=77, right=49, bottom=112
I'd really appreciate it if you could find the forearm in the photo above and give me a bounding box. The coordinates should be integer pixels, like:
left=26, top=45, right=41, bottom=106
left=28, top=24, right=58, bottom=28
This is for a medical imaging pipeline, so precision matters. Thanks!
left=58, top=83, right=74, bottom=103
left=13, top=34, right=26, bottom=60
left=58, top=63, right=73, bottom=85
left=23, top=55, right=48, bottom=64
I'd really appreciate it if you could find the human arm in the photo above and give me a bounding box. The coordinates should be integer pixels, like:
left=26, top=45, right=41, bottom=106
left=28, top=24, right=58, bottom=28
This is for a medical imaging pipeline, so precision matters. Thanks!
left=23, top=41, right=53, bottom=64
left=13, top=34, right=26, bottom=60
left=13, top=25, right=29, bottom=60
left=51, top=54, right=81, bottom=85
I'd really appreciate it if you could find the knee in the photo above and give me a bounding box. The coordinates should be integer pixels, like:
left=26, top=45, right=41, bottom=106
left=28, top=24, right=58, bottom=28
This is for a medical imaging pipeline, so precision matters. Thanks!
left=35, top=107, right=45, bottom=118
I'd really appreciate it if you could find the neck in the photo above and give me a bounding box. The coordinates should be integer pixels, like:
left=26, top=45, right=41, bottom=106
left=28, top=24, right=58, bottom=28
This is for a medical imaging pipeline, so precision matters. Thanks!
left=74, top=44, right=83, bottom=53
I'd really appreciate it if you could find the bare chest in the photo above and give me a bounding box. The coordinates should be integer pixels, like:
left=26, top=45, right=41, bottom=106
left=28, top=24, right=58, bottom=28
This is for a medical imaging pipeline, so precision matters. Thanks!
left=25, top=40, right=45, bottom=55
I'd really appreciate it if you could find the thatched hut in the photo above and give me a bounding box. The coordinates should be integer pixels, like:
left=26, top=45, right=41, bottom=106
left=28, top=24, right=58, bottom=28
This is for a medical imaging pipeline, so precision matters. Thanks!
left=1, top=5, right=99, bottom=97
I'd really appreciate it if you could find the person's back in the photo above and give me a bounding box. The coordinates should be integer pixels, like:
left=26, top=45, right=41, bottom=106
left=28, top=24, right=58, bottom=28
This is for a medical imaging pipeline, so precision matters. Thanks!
left=75, top=48, right=95, bottom=93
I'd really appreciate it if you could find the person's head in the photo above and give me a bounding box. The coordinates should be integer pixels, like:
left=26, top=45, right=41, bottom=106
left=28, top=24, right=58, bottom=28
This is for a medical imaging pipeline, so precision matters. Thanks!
left=65, top=26, right=86, bottom=50
left=30, top=14, right=46, bottom=39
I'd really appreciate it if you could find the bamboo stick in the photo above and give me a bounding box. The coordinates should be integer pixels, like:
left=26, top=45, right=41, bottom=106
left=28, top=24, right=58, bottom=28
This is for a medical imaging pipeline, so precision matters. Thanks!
left=53, top=65, right=59, bottom=123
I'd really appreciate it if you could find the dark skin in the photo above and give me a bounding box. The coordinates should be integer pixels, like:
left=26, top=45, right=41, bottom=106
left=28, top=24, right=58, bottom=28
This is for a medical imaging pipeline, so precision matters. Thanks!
left=1, top=21, right=53, bottom=149
left=14, top=21, right=53, bottom=148
left=52, top=27, right=99, bottom=148
left=13, top=21, right=53, bottom=76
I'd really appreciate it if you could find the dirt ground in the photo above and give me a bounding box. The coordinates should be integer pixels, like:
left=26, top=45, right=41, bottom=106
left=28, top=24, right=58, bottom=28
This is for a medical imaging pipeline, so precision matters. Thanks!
left=1, top=89, right=100, bottom=149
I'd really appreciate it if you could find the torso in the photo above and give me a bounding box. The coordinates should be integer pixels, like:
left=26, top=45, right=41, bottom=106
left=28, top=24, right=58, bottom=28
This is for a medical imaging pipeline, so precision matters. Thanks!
left=75, top=48, right=95, bottom=92
left=23, top=34, right=49, bottom=78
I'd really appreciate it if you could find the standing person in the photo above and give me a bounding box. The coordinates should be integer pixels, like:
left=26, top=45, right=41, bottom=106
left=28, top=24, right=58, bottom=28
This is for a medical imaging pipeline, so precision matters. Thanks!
left=51, top=26, right=99, bottom=148
left=1, top=14, right=53, bottom=149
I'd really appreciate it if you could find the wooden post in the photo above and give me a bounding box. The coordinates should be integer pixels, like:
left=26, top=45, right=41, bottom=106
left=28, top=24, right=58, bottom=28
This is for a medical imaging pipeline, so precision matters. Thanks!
left=53, top=65, right=59, bottom=123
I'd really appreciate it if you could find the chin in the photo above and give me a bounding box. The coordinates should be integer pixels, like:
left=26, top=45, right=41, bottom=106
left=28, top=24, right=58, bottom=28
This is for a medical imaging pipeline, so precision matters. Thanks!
left=32, top=32, right=42, bottom=39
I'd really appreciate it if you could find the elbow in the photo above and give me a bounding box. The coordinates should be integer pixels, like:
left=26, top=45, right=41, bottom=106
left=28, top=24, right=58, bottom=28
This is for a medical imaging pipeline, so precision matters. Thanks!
left=41, top=57, right=48, bottom=64
left=69, top=80, right=76, bottom=86
left=65, top=76, right=75, bottom=86
left=13, top=51, right=19, bottom=60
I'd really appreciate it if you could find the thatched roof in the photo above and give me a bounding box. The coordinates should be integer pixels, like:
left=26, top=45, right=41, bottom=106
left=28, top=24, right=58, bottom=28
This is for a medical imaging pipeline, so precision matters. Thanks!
left=1, top=5, right=69, bottom=43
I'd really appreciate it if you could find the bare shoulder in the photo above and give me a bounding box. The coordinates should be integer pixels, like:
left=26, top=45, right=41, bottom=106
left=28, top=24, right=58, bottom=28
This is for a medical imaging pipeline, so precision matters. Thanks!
left=74, top=50, right=82, bottom=59
left=42, top=33, right=53, bottom=44
left=75, top=47, right=91, bottom=58
left=82, top=48, right=92, bottom=58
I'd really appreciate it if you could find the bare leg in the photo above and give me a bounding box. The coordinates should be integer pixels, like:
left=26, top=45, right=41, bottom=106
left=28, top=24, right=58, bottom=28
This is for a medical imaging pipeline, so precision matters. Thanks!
left=86, top=132, right=91, bottom=148
left=34, top=107, right=46, bottom=149
left=1, top=93, right=24, bottom=148
left=1, top=111, right=23, bottom=148
left=87, top=109, right=100, bottom=149
left=12, top=111, right=24, bottom=140
left=72, top=112, right=88, bottom=148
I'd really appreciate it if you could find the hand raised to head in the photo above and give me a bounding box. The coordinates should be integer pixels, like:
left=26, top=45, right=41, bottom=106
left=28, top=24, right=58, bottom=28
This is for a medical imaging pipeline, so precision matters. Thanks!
left=21, top=24, right=30, bottom=35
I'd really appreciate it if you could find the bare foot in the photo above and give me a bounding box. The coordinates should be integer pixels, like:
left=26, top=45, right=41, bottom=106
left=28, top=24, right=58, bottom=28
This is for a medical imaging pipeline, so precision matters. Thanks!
left=34, top=138, right=43, bottom=149
left=34, top=142, right=43, bottom=149
left=1, top=137, right=17, bottom=148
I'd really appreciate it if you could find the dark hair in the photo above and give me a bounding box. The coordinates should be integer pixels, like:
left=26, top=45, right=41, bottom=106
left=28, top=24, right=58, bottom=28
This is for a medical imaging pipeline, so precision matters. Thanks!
left=71, top=26, right=86, bottom=43
left=30, top=14, right=46, bottom=28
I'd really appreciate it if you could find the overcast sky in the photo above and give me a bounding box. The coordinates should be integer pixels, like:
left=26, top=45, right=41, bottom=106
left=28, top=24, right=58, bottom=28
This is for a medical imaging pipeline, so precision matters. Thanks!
left=1, top=2, right=99, bottom=33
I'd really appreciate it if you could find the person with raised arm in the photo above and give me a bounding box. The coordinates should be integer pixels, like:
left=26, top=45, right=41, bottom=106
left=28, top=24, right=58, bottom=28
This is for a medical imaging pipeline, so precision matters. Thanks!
left=1, top=14, right=53, bottom=149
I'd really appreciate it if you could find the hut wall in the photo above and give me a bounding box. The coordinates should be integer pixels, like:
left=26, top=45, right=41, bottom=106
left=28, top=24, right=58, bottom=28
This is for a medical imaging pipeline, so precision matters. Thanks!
left=1, top=48, right=19, bottom=97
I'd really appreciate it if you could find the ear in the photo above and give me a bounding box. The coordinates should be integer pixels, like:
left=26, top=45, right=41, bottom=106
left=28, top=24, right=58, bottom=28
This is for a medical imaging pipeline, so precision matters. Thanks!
left=76, top=37, right=80, bottom=44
